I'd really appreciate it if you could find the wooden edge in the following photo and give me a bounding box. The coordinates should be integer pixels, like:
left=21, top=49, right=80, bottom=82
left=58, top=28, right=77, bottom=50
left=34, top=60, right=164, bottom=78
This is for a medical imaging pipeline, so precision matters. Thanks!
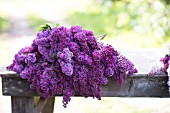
left=0, top=72, right=168, bottom=78
left=0, top=72, right=20, bottom=78
left=1, top=74, right=170, bottom=97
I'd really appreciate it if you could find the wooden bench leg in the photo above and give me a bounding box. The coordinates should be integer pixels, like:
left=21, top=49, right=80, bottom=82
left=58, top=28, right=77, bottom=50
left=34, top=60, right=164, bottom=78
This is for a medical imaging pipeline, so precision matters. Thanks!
left=34, top=96, right=55, bottom=113
left=42, top=97, right=55, bottom=113
left=11, top=96, right=34, bottom=113
left=11, top=96, right=55, bottom=113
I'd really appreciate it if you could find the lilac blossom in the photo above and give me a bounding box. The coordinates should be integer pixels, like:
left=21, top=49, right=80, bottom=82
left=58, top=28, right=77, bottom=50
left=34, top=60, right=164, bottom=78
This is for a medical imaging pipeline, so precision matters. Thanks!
left=7, top=25, right=137, bottom=108
left=149, top=54, right=170, bottom=75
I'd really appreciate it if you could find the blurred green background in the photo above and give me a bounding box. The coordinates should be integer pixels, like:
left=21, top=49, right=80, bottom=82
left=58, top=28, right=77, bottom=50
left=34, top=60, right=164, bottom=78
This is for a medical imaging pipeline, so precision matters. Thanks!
left=66, top=0, right=170, bottom=48
left=1, top=0, right=170, bottom=48
left=1, top=0, right=170, bottom=113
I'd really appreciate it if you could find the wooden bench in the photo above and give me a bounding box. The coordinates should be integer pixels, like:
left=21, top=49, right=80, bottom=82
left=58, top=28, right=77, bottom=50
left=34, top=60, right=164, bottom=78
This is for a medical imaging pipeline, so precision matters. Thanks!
left=0, top=49, right=169, bottom=113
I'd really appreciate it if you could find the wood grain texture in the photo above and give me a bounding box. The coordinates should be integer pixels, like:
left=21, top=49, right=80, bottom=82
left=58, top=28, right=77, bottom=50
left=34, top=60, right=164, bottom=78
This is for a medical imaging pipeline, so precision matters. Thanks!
left=11, top=96, right=34, bottom=113
left=34, top=97, right=47, bottom=113
left=1, top=74, right=170, bottom=97
left=41, top=97, right=55, bottom=113
left=1, top=76, right=37, bottom=96
left=101, top=75, right=170, bottom=97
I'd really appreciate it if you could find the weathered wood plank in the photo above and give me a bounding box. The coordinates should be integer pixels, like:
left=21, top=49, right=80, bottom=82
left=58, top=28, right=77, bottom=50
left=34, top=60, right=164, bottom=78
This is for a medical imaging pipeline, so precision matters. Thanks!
left=1, top=74, right=170, bottom=97
left=1, top=76, right=37, bottom=96
left=11, top=96, right=34, bottom=113
left=34, top=97, right=47, bottom=113
left=34, top=96, right=55, bottom=113
left=101, top=75, right=170, bottom=97
left=42, top=97, right=55, bottom=113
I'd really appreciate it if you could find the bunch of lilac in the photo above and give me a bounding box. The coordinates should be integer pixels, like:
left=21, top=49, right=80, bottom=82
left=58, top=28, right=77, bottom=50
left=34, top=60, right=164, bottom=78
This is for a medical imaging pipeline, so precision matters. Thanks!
left=149, top=54, right=170, bottom=75
left=160, top=54, right=170, bottom=74
left=7, top=25, right=137, bottom=107
left=148, top=54, right=170, bottom=92
left=161, top=54, right=170, bottom=93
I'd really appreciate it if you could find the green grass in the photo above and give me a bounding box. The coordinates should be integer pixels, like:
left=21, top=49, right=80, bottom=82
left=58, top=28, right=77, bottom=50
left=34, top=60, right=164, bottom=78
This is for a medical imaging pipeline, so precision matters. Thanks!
left=0, top=14, right=10, bottom=32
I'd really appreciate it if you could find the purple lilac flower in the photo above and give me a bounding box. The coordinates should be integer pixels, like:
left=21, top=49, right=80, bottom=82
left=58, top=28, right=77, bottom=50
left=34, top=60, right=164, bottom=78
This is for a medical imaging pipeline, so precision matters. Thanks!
left=7, top=25, right=137, bottom=108
left=149, top=54, right=170, bottom=75
left=57, top=48, right=73, bottom=63
left=148, top=54, right=170, bottom=94
left=25, top=53, right=37, bottom=64
left=14, top=54, right=25, bottom=63
left=105, top=65, right=114, bottom=77
left=160, top=54, right=170, bottom=71
left=58, top=60, right=73, bottom=76
left=13, top=63, right=24, bottom=73
left=77, top=52, right=92, bottom=65
left=70, top=26, right=82, bottom=33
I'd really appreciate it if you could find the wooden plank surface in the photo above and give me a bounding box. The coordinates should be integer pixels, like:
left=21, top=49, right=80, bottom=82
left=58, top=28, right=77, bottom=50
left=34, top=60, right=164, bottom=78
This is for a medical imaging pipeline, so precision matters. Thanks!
left=34, top=97, right=55, bottom=113
left=1, top=73, right=169, bottom=97
left=34, top=97, right=47, bottom=113
left=41, top=97, right=55, bottom=113
left=101, top=75, right=170, bottom=97
left=1, top=76, right=37, bottom=96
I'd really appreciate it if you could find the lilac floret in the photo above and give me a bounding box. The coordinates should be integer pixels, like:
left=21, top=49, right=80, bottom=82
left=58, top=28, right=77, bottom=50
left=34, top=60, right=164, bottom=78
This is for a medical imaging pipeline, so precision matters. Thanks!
left=14, top=54, right=25, bottom=62
left=25, top=53, right=37, bottom=64
left=58, top=60, right=73, bottom=76
left=105, top=67, right=114, bottom=77
left=70, top=26, right=82, bottom=33
left=77, top=52, right=92, bottom=65
left=13, top=63, right=24, bottom=73
left=57, top=48, right=73, bottom=63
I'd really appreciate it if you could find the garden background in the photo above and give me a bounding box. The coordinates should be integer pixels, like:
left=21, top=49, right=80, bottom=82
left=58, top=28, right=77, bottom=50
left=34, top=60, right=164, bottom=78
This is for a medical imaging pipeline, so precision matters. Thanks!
left=0, top=0, right=170, bottom=113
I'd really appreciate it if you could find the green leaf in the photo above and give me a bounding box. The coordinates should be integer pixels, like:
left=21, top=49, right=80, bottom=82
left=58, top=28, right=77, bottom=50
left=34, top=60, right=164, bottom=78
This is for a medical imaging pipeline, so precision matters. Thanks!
left=45, top=23, right=52, bottom=30
left=39, top=26, right=46, bottom=31
left=56, top=23, right=59, bottom=27
left=39, top=23, right=52, bottom=31
left=51, top=52, right=56, bottom=59
left=39, top=27, right=44, bottom=31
